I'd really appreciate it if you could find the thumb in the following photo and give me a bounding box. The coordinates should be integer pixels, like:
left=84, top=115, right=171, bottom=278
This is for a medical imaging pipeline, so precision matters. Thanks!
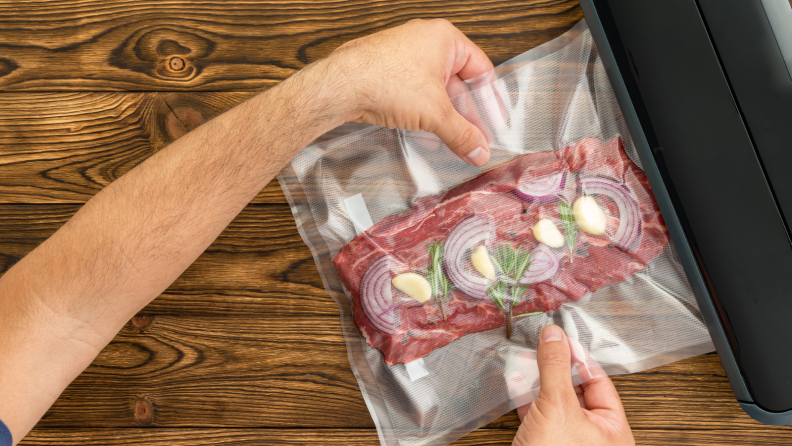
left=536, top=324, right=577, bottom=409
left=429, top=99, right=490, bottom=167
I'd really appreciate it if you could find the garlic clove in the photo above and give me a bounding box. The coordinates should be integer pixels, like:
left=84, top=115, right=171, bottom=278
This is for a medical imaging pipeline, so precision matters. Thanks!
left=533, top=218, right=565, bottom=248
left=471, top=245, right=497, bottom=280
left=392, top=273, right=432, bottom=303
left=573, top=196, right=607, bottom=235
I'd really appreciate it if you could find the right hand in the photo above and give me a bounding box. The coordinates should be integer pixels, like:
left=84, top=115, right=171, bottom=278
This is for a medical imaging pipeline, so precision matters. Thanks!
left=322, top=18, right=494, bottom=166
left=513, top=325, right=635, bottom=446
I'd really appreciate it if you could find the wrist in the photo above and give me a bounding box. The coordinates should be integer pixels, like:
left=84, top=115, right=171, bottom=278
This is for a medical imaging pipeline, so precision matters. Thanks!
left=318, top=47, right=380, bottom=122
left=270, top=56, right=359, bottom=135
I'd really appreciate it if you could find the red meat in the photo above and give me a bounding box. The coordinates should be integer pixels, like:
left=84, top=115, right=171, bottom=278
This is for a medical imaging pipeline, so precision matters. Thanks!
left=333, top=137, right=669, bottom=365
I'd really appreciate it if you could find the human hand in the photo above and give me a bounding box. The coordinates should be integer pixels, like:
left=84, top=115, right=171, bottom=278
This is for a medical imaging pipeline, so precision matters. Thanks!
left=513, top=325, right=635, bottom=446
left=324, top=19, right=494, bottom=166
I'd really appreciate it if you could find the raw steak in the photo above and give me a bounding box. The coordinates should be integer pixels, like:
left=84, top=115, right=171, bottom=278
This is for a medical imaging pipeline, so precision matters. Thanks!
left=333, top=137, right=669, bottom=365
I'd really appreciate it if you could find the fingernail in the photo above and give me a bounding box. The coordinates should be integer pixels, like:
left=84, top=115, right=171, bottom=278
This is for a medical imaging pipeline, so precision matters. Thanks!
left=465, top=146, right=488, bottom=167
left=542, top=324, right=564, bottom=343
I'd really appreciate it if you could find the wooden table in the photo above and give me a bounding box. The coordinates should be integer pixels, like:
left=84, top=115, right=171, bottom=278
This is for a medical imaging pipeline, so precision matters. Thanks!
left=1, top=1, right=790, bottom=444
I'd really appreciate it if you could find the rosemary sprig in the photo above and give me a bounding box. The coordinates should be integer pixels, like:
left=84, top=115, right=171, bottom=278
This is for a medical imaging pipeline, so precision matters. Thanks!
left=488, top=281, right=508, bottom=312
left=426, top=241, right=451, bottom=320
left=558, top=200, right=577, bottom=262
left=487, top=244, right=532, bottom=338
left=512, top=311, right=543, bottom=320
left=490, top=244, right=532, bottom=287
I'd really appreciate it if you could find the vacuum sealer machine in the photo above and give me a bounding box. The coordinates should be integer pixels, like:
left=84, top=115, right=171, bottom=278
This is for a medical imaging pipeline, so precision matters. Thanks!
left=579, top=0, right=792, bottom=425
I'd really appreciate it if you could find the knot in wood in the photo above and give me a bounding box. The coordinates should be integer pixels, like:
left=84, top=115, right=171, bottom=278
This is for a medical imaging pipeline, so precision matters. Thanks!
left=164, top=105, right=205, bottom=140
left=131, top=314, right=156, bottom=331
left=132, top=395, right=155, bottom=425
left=0, top=57, right=19, bottom=78
left=169, top=56, right=185, bottom=71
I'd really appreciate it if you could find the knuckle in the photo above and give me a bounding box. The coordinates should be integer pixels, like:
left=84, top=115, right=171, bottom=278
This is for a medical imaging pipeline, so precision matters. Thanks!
left=538, top=387, right=576, bottom=409
left=539, top=349, right=569, bottom=368
left=429, top=18, right=453, bottom=29
left=452, top=124, right=477, bottom=150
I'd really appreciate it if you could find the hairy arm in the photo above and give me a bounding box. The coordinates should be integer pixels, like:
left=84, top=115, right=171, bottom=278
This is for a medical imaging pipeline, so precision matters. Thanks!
left=0, top=60, right=349, bottom=442
left=0, top=19, right=494, bottom=443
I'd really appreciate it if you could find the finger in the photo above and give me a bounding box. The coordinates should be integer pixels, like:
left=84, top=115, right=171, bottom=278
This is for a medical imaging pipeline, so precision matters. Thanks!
left=572, top=340, right=627, bottom=415
left=450, top=27, right=495, bottom=81
left=569, top=336, right=608, bottom=384
left=566, top=337, right=622, bottom=413
left=449, top=89, right=494, bottom=144
left=429, top=99, right=490, bottom=166
left=580, top=375, right=626, bottom=415
left=445, top=73, right=469, bottom=97
left=536, top=325, right=577, bottom=406
left=506, top=349, right=539, bottom=422
left=517, top=402, right=531, bottom=421
left=443, top=72, right=494, bottom=148
left=575, top=384, right=585, bottom=408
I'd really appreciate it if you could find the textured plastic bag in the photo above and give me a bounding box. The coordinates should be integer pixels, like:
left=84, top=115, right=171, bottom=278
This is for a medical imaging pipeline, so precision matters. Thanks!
left=278, top=20, right=713, bottom=446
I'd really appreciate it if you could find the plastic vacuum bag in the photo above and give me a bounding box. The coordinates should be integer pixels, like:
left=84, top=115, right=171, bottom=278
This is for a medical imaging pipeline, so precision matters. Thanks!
left=278, top=20, right=713, bottom=446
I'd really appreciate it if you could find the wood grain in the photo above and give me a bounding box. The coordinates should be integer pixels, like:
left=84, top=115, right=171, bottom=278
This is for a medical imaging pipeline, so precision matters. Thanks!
left=2, top=205, right=778, bottom=432
left=21, top=429, right=517, bottom=446
left=0, top=0, right=583, bottom=91
left=41, top=315, right=368, bottom=428
left=5, top=201, right=788, bottom=435
left=5, top=1, right=788, bottom=445
left=0, top=204, right=745, bottom=319
left=29, top=307, right=792, bottom=432
left=0, top=204, right=340, bottom=316
left=22, top=428, right=792, bottom=445
left=0, top=92, right=290, bottom=204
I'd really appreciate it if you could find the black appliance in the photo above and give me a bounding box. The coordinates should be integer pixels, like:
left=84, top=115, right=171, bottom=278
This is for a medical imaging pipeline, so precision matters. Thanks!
left=579, top=0, right=792, bottom=425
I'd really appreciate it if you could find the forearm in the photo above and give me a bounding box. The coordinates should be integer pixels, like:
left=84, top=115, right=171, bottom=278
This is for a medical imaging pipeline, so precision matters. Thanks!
left=0, top=59, right=347, bottom=442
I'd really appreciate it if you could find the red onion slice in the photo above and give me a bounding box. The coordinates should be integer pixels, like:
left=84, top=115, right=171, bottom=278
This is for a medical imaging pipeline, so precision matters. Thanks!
left=360, top=255, right=397, bottom=334
left=514, top=171, right=566, bottom=203
left=578, top=177, right=642, bottom=251
left=443, top=215, right=494, bottom=299
left=518, top=243, right=560, bottom=285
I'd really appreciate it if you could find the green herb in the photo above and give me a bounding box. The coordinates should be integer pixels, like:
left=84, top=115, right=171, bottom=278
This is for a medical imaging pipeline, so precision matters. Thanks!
left=511, top=285, right=530, bottom=306
left=488, top=281, right=508, bottom=312
left=487, top=244, right=532, bottom=338
left=558, top=200, right=577, bottom=262
left=512, top=311, right=543, bottom=320
left=490, top=244, right=532, bottom=286
left=426, top=241, right=451, bottom=320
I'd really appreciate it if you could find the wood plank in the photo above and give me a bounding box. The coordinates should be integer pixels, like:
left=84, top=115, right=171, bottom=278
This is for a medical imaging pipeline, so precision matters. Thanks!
left=0, top=92, right=288, bottom=204
left=7, top=0, right=774, bottom=443
left=633, top=429, right=792, bottom=446
left=0, top=203, right=751, bottom=319
left=0, top=204, right=340, bottom=316
left=29, top=305, right=792, bottom=432
left=0, top=91, right=485, bottom=206
left=39, top=315, right=371, bottom=429
left=614, top=353, right=754, bottom=431
left=3, top=202, right=789, bottom=433
left=0, top=0, right=583, bottom=91
left=489, top=353, right=792, bottom=431
left=19, top=428, right=792, bottom=446
left=20, top=428, right=516, bottom=446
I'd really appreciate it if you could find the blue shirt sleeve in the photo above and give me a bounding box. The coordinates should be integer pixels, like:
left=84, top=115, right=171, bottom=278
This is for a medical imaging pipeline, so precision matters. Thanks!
left=0, top=418, right=11, bottom=446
